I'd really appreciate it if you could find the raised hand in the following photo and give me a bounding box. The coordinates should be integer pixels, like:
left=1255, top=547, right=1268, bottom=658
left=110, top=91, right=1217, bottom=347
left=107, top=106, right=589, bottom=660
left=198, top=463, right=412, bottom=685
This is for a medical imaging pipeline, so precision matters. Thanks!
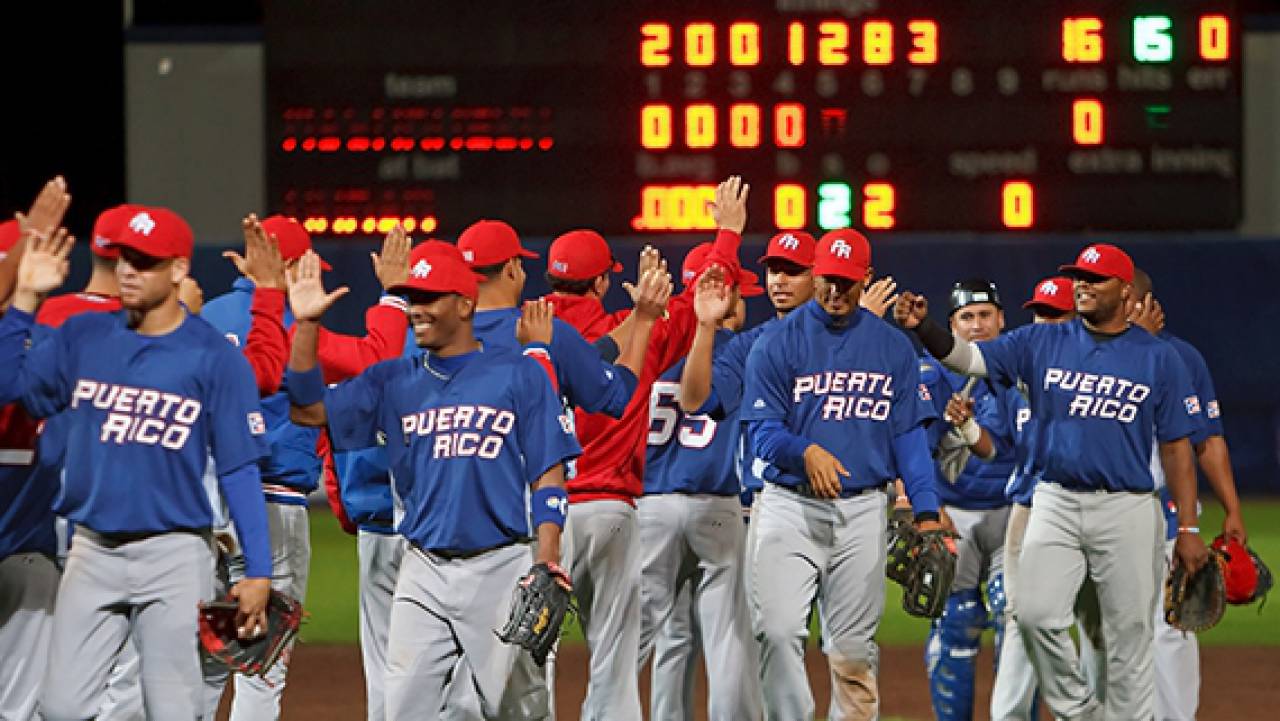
left=943, top=394, right=976, bottom=427
left=16, top=226, right=74, bottom=299
left=373, top=224, right=411, bottom=291
left=708, top=175, right=750, bottom=234
left=623, top=246, right=665, bottom=303
left=693, top=264, right=731, bottom=325
left=894, top=291, right=928, bottom=329
left=633, top=267, right=673, bottom=322
left=225, top=214, right=286, bottom=290
left=22, top=176, right=71, bottom=238
left=287, top=250, right=349, bottom=322
left=1128, top=293, right=1164, bottom=335
left=860, top=276, right=899, bottom=318
left=517, top=299, right=555, bottom=346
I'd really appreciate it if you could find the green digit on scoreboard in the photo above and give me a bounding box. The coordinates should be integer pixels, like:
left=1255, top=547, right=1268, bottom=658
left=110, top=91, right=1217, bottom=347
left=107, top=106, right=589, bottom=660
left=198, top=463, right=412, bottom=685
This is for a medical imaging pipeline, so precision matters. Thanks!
left=818, top=182, right=852, bottom=230
left=1133, top=15, right=1174, bottom=63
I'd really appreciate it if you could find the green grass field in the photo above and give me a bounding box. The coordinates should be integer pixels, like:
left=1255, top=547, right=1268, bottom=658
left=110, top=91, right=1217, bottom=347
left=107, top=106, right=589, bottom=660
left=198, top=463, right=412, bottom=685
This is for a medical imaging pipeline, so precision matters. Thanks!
left=301, top=500, right=1280, bottom=647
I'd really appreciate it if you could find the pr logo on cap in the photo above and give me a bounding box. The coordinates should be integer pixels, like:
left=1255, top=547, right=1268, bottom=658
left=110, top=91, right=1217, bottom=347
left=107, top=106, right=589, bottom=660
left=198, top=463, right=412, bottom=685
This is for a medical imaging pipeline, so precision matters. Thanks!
left=1082, top=247, right=1102, bottom=264
left=1039, top=280, right=1059, bottom=295
left=128, top=212, right=157, bottom=236
left=830, top=239, right=853, bottom=259
left=411, top=259, right=432, bottom=279
left=779, top=233, right=800, bottom=251
left=552, top=260, right=569, bottom=274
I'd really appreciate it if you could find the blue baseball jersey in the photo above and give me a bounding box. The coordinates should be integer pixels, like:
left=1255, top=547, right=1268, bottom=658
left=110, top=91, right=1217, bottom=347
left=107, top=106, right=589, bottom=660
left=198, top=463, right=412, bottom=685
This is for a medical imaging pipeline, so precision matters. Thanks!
left=701, top=319, right=778, bottom=492
left=202, top=279, right=320, bottom=502
left=741, top=301, right=936, bottom=492
left=0, top=309, right=269, bottom=534
left=0, top=322, right=60, bottom=559
left=921, top=360, right=1019, bottom=510
left=977, top=319, right=1203, bottom=493
left=1002, top=387, right=1037, bottom=506
left=323, top=346, right=580, bottom=554
left=473, top=307, right=636, bottom=418
left=1157, top=330, right=1222, bottom=539
left=644, top=330, right=738, bottom=496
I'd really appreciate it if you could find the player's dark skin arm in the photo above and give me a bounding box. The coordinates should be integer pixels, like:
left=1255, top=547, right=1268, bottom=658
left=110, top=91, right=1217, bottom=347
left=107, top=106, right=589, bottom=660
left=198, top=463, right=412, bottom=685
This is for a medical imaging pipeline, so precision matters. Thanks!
left=531, top=465, right=567, bottom=568
left=1161, top=437, right=1209, bottom=573
left=287, top=320, right=327, bottom=426
left=1195, top=435, right=1247, bottom=542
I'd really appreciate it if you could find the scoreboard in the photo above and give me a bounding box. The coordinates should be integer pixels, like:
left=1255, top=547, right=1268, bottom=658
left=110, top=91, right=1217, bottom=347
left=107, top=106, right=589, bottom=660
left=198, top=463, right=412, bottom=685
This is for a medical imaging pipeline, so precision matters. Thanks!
left=265, top=1, right=1241, bottom=236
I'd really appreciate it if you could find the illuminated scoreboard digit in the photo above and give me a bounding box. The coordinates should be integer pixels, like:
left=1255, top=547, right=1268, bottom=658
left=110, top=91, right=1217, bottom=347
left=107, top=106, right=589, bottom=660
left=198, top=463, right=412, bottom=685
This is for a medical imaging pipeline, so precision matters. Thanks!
left=266, top=1, right=1241, bottom=235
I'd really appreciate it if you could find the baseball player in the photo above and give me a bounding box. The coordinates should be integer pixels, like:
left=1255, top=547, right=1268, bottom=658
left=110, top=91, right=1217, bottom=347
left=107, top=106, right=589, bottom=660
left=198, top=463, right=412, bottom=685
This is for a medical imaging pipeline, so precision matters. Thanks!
left=0, top=206, right=273, bottom=720
left=896, top=243, right=1210, bottom=720
left=637, top=245, right=765, bottom=721
left=284, top=247, right=580, bottom=720
left=200, top=215, right=409, bottom=720
left=918, top=279, right=1019, bottom=721
left=0, top=179, right=72, bottom=721
left=741, top=229, right=943, bottom=720
left=988, top=276, right=1075, bottom=721
left=1084, top=268, right=1248, bottom=721
left=540, top=176, right=747, bottom=721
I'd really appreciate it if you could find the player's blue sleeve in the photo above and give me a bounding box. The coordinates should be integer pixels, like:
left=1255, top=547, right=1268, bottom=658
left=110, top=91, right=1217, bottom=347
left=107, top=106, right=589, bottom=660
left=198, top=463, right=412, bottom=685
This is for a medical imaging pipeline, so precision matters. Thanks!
left=323, top=362, right=392, bottom=452
left=1153, top=347, right=1202, bottom=443
left=739, top=335, right=791, bottom=423
left=217, top=462, right=271, bottom=578
left=549, top=319, right=636, bottom=418
left=205, top=347, right=271, bottom=475
left=892, top=425, right=940, bottom=514
left=891, top=349, right=937, bottom=437
left=701, top=331, right=754, bottom=418
left=1173, top=339, right=1223, bottom=442
left=0, top=309, right=74, bottom=415
left=976, top=325, right=1033, bottom=388
left=749, top=419, right=811, bottom=472
left=514, top=358, right=582, bottom=484
left=918, top=358, right=954, bottom=450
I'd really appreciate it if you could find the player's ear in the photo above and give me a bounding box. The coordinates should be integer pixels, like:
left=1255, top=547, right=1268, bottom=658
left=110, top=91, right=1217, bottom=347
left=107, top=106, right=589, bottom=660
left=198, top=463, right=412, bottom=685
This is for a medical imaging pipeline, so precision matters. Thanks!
left=864, top=266, right=875, bottom=283
left=457, top=295, right=475, bottom=321
left=997, top=309, right=1006, bottom=331
left=170, top=257, right=191, bottom=285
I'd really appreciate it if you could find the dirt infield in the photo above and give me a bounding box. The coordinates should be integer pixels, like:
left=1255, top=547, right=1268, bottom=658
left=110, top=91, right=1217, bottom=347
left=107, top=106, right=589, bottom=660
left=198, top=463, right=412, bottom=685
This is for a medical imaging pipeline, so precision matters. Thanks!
left=219, top=643, right=1278, bottom=720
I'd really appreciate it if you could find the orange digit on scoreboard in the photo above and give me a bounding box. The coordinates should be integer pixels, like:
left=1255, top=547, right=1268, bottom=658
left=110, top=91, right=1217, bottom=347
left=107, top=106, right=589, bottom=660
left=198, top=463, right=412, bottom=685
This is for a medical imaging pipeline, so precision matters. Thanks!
left=774, top=184, right=807, bottom=230
left=1199, top=15, right=1230, bottom=61
left=863, top=21, right=894, bottom=65
left=774, top=103, right=806, bottom=148
left=1072, top=99, right=1104, bottom=145
left=1002, top=181, right=1035, bottom=229
left=818, top=21, right=850, bottom=65
left=1062, top=17, right=1104, bottom=62
left=640, top=23, right=672, bottom=67
left=863, top=183, right=896, bottom=229
left=729, top=103, right=761, bottom=148
left=728, top=22, right=761, bottom=66
left=686, top=23, right=715, bottom=67
left=685, top=104, right=717, bottom=149
left=641, top=104, right=673, bottom=149
left=907, top=20, right=938, bottom=64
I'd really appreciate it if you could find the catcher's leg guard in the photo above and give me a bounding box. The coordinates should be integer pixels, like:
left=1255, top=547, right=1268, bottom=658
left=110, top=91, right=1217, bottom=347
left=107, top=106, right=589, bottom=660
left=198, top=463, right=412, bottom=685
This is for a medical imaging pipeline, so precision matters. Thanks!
left=987, top=572, right=1008, bottom=665
left=924, top=587, right=988, bottom=721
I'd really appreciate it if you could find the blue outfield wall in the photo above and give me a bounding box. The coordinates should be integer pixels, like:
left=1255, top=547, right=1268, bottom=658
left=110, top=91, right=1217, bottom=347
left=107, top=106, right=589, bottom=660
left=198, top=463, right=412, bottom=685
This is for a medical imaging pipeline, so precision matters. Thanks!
left=56, top=232, right=1280, bottom=494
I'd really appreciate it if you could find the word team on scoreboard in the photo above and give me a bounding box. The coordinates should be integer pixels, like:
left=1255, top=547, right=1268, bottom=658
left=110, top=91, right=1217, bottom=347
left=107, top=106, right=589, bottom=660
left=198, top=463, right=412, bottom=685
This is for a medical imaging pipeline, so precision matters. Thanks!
left=267, top=1, right=1241, bottom=236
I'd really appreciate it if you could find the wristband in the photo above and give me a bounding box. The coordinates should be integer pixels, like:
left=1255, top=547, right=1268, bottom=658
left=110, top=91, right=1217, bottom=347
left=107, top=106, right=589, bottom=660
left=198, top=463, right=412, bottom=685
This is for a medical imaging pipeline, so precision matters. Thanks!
left=531, top=486, right=569, bottom=530
left=286, top=366, right=326, bottom=407
left=957, top=417, right=981, bottom=446
left=1177, top=526, right=1200, bottom=535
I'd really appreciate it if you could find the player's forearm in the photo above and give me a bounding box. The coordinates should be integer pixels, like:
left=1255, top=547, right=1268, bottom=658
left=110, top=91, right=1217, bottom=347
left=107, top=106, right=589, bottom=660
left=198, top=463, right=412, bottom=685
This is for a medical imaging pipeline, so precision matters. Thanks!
left=911, top=317, right=988, bottom=377
left=286, top=320, right=328, bottom=425
left=218, top=462, right=273, bottom=579
left=893, top=425, right=941, bottom=519
left=677, top=321, right=717, bottom=412
left=614, top=315, right=656, bottom=379
left=1195, top=435, right=1242, bottom=516
left=1160, top=438, right=1200, bottom=530
left=749, top=419, right=812, bottom=471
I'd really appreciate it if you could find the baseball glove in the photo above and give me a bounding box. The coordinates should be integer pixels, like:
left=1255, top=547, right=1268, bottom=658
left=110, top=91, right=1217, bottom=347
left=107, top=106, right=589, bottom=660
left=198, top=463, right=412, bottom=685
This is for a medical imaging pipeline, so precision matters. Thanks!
left=885, top=507, right=918, bottom=586
left=1164, top=550, right=1229, bottom=633
left=198, top=590, right=303, bottom=677
left=495, top=562, right=574, bottom=667
left=901, top=530, right=959, bottom=619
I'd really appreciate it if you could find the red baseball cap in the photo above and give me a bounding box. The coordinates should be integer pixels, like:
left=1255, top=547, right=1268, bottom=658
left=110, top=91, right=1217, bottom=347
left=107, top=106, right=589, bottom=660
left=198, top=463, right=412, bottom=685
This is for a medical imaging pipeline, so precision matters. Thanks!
left=262, top=215, right=331, bottom=271
left=758, top=230, right=816, bottom=267
left=683, top=242, right=764, bottom=297
left=811, top=229, right=871, bottom=282
left=457, top=220, right=538, bottom=268
left=111, top=207, right=194, bottom=260
left=738, top=268, right=765, bottom=298
left=547, top=229, right=622, bottom=281
left=0, top=219, right=19, bottom=259
left=1213, top=536, right=1260, bottom=605
left=681, top=243, right=713, bottom=287
left=392, top=244, right=484, bottom=301
left=1023, top=277, right=1075, bottom=313
left=1059, top=243, right=1134, bottom=283
left=90, top=204, right=142, bottom=260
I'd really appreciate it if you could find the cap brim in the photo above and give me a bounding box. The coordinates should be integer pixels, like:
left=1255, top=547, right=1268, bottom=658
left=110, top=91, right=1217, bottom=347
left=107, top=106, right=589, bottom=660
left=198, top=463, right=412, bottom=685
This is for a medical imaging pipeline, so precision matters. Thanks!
left=518, top=248, right=540, bottom=259
left=811, top=261, right=867, bottom=282
left=611, top=260, right=623, bottom=273
left=318, top=257, right=333, bottom=271
left=1058, top=264, right=1116, bottom=281
left=1023, top=299, right=1074, bottom=312
left=109, top=238, right=179, bottom=260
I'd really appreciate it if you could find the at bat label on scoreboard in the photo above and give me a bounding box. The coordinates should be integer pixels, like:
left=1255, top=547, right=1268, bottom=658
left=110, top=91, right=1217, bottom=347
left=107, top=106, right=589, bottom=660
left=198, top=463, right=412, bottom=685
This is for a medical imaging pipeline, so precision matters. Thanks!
left=266, top=0, right=1241, bottom=235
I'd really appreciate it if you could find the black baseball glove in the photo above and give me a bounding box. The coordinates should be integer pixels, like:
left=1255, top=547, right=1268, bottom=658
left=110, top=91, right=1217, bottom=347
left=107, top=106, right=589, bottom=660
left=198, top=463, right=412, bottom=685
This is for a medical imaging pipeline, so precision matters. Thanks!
left=1164, top=549, right=1228, bottom=633
left=198, top=590, right=303, bottom=677
left=495, top=562, right=574, bottom=666
left=885, top=507, right=918, bottom=586
left=901, top=529, right=959, bottom=619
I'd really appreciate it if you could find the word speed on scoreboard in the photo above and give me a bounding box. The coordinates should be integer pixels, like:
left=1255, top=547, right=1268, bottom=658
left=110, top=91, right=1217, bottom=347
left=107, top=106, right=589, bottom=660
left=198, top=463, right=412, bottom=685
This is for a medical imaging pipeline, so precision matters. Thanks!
left=266, top=0, right=1241, bottom=235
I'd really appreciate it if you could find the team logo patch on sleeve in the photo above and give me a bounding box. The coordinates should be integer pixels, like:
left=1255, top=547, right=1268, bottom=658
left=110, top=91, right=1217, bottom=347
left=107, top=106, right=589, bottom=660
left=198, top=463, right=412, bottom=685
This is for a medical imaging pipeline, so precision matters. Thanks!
left=917, top=383, right=932, bottom=402
left=1207, top=400, right=1220, bottom=419
left=248, top=411, right=266, bottom=435
left=1183, top=396, right=1201, bottom=415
